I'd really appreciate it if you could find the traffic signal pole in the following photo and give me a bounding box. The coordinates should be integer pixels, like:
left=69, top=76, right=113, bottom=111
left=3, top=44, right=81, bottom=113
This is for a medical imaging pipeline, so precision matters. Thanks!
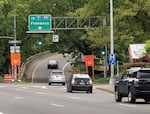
left=13, top=0, right=18, bottom=81
left=109, top=0, right=114, bottom=84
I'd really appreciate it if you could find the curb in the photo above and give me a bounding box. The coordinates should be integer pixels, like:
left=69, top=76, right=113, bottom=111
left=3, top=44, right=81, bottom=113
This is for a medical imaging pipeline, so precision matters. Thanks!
left=95, top=85, right=114, bottom=94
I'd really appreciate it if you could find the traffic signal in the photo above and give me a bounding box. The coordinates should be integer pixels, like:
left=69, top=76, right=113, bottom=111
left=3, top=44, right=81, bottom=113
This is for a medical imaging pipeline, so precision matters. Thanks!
left=101, top=45, right=106, bottom=56
left=37, top=34, right=43, bottom=45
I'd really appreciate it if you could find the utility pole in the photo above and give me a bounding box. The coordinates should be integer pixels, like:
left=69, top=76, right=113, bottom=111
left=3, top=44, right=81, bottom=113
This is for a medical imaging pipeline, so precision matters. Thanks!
left=13, top=0, right=17, bottom=81
left=109, top=0, right=114, bottom=84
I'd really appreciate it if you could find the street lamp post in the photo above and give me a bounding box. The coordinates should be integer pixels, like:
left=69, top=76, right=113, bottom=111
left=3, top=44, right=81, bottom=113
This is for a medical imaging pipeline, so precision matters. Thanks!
left=109, top=0, right=114, bottom=84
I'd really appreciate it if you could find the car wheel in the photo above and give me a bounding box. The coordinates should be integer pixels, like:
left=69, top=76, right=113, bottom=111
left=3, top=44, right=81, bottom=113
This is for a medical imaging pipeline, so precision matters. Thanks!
left=144, top=98, right=150, bottom=103
left=128, top=89, right=136, bottom=103
left=89, top=88, right=93, bottom=93
left=115, top=89, right=122, bottom=102
left=48, top=83, right=51, bottom=86
left=62, top=83, right=65, bottom=86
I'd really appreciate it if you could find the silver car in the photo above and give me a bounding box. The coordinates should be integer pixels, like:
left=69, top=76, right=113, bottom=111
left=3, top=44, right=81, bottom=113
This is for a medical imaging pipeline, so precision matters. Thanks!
left=48, top=70, right=65, bottom=85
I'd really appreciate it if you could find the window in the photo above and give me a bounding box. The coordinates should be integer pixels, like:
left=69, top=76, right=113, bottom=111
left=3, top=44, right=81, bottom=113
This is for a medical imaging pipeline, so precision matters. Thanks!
left=137, top=70, right=150, bottom=79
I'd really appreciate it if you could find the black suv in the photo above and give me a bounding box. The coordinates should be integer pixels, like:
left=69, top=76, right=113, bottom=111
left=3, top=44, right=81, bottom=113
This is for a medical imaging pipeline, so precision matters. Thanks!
left=115, top=67, right=150, bottom=103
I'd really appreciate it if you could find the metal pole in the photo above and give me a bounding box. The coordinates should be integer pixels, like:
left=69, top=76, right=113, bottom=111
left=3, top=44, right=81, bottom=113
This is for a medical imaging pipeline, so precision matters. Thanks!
left=104, top=44, right=107, bottom=78
left=14, top=0, right=17, bottom=46
left=116, top=61, right=119, bottom=77
left=109, top=0, right=114, bottom=84
left=13, top=0, right=17, bottom=81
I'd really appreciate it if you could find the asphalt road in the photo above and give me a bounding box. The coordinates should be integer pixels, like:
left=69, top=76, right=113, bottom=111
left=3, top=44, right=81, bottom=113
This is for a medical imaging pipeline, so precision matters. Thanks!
left=32, top=54, right=72, bottom=83
left=0, top=54, right=150, bottom=114
left=0, top=83, right=150, bottom=114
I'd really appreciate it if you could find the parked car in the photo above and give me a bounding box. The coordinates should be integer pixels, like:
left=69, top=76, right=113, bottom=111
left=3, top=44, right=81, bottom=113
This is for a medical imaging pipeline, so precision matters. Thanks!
left=67, top=74, right=93, bottom=93
left=114, top=67, right=150, bottom=103
left=47, top=60, right=58, bottom=69
left=48, top=70, right=65, bottom=85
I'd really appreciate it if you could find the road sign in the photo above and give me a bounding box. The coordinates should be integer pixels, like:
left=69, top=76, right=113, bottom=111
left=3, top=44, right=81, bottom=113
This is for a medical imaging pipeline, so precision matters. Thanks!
left=10, top=46, right=20, bottom=53
left=11, top=53, right=21, bottom=66
left=53, top=35, right=59, bottom=42
left=9, top=40, right=21, bottom=44
left=109, top=53, right=116, bottom=65
left=84, top=55, right=94, bottom=66
left=28, top=14, right=51, bottom=31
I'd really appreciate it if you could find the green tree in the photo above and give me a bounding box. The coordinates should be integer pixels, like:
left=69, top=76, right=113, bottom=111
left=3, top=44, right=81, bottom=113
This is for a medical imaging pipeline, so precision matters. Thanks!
left=0, top=0, right=89, bottom=74
left=145, top=40, right=150, bottom=54
left=69, top=0, right=150, bottom=61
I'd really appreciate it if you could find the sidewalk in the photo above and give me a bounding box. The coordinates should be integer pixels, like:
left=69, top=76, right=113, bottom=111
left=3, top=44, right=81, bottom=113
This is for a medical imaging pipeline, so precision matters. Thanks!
left=94, top=84, right=114, bottom=94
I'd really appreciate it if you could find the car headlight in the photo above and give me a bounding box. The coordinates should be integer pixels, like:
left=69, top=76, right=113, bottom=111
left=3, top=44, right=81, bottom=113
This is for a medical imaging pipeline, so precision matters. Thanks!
left=71, top=78, right=75, bottom=84
left=87, top=79, right=92, bottom=84
left=134, top=79, right=139, bottom=86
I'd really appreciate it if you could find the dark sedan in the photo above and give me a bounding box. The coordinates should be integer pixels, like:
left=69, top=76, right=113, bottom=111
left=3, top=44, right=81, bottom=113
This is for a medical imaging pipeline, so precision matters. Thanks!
left=66, top=74, right=93, bottom=93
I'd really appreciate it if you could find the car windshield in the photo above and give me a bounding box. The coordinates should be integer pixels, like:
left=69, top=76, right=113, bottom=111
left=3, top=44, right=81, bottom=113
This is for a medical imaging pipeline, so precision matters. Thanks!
left=137, top=70, right=150, bottom=79
left=52, top=72, right=62, bottom=75
left=49, top=60, right=57, bottom=64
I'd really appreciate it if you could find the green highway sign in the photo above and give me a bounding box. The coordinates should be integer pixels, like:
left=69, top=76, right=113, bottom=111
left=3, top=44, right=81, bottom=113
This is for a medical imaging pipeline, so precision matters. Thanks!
left=28, top=14, right=51, bottom=31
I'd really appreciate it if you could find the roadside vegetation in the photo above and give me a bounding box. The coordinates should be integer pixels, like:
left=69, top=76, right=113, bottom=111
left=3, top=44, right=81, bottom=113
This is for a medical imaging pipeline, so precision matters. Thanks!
left=0, top=0, right=149, bottom=77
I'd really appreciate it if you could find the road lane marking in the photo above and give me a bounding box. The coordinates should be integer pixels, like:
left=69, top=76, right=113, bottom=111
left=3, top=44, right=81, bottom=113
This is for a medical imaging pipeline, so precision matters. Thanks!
left=118, top=103, right=136, bottom=108
left=50, top=103, right=64, bottom=108
left=31, top=85, right=47, bottom=89
left=31, top=53, right=60, bottom=83
left=36, top=92, right=45, bottom=95
left=62, top=62, right=71, bottom=76
left=42, top=86, right=47, bottom=89
left=21, top=87, right=28, bottom=89
left=15, top=89, right=22, bottom=91
left=15, top=96, right=24, bottom=100
left=68, top=96, right=81, bottom=100
left=0, top=112, right=5, bottom=114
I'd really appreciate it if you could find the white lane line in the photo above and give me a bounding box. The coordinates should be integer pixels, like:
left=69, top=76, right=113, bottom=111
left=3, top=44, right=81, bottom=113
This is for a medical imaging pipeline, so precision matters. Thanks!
left=42, top=86, right=47, bottom=89
left=15, top=89, right=22, bottom=91
left=62, top=87, right=66, bottom=90
left=0, top=86, right=8, bottom=88
left=15, top=96, right=24, bottom=100
left=50, top=103, right=64, bottom=108
left=21, top=87, right=28, bottom=89
left=0, top=112, right=5, bottom=114
left=31, top=86, right=47, bottom=89
left=36, top=92, right=45, bottom=95
left=118, top=103, right=136, bottom=108
left=68, top=96, right=81, bottom=100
